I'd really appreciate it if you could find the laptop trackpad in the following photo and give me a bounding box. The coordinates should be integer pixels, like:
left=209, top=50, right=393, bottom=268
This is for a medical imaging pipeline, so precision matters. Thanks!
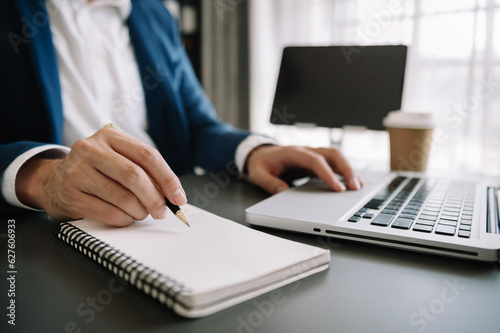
left=246, top=170, right=390, bottom=226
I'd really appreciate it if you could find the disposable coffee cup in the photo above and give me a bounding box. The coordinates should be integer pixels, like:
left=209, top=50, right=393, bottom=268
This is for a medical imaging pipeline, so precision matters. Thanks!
left=383, top=111, right=436, bottom=172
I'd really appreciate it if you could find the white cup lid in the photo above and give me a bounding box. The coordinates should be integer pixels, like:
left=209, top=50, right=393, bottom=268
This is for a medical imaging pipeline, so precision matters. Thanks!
left=383, top=111, right=436, bottom=129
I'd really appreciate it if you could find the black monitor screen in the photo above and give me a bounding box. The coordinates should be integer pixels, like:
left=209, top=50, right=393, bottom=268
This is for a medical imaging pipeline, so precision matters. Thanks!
left=270, top=45, right=407, bottom=130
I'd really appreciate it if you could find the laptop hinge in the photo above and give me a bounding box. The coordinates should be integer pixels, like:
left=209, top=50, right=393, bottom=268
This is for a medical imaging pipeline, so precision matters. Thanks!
left=486, top=187, right=499, bottom=234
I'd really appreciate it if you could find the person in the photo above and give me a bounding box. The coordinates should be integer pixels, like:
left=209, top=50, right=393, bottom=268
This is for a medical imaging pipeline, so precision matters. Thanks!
left=0, top=0, right=362, bottom=227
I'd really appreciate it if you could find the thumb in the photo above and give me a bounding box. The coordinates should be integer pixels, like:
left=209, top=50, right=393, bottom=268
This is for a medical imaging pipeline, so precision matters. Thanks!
left=250, top=169, right=290, bottom=195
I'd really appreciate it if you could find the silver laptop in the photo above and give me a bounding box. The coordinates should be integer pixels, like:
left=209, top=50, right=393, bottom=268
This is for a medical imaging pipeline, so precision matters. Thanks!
left=246, top=170, right=500, bottom=261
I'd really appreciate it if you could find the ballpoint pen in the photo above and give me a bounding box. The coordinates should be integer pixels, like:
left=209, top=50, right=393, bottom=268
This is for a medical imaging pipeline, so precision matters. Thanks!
left=103, top=123, right=190, bottom=227
left=164, top=197, right=190, bottom=227
left=151, top=182, right=190, bottom=228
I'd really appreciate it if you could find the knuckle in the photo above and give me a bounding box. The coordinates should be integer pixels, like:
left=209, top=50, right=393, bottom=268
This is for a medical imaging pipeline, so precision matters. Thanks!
left=307, top=151, right=326, bottom=164
left=118, top=190, right=135, bottom=206
left=71, top=139, right=93, bottom=157
left=105, top=210, right=133, bottom=227
left=138, top=146, right=161, bottom=163
left=98, top=126, right=115, bottom=137
left=121, top=164, right=143, bottom=183
left=151, top=196, right=167, bottom=210
left=287, top=145, right=304, bottom=152
left=135, top=209, right=149, bottom=221
left=159, top=173, right=180, bottom=191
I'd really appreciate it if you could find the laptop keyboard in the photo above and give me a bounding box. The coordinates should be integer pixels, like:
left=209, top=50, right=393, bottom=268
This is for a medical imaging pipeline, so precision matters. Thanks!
left=348, top=176, right=476, bottom=238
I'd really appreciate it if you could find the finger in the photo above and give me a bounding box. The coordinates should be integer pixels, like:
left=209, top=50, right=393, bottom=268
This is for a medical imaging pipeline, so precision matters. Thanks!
left=102, top=129, right=186, bottom=206
left=70, top=192, right=135, bottom=227
left=76, top=168, right=149, bottom=221
left=287, top=148, right=346, bottom=192
left=250, top=166, right=290, bottom=194
left=313, top=148, right=361, bottom=190
left=72, top=138, right=168, bottom=220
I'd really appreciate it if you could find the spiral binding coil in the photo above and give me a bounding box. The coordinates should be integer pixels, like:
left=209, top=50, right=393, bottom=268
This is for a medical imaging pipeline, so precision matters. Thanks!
left=57, top=222, right=187, bottom=309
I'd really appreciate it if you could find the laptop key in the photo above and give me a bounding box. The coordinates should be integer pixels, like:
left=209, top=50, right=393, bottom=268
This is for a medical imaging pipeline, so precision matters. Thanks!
left=391, top=218, right=414, bottom=229
left=413, top=224, right=433, bottom=233
left=458, top=230, right=471, bottom=238
left=438, top=220, right=457, bottom=227
left=416, top=219, right=435, bottom=226
left=419, top=215, right=437, bottom=221
left=362, top=213, right=375, bottom=219
left=421, top=211, right=439, bottom=217
left=364, top=200, right=384, bottom=210
left=435, top=225, right=456, bottom=236
left=348, top=216, right=361, bottom=222
left=399, top=213, right=417, bottom=220
left=440, top=215, right=458, bottom=221
left=371, top=213, right=395, bottom=226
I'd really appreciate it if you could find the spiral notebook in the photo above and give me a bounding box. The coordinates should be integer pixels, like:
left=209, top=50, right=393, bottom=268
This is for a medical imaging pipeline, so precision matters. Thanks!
left=55, top=204, right=330, bottom=318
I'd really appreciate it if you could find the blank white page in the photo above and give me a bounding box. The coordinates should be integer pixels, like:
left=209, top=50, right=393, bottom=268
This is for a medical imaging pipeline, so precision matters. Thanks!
left=69, top=204, right=330, bottom=307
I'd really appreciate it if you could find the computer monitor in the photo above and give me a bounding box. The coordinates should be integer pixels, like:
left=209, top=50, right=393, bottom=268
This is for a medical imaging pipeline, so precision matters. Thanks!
left=270, top=45, right=407, bottom=130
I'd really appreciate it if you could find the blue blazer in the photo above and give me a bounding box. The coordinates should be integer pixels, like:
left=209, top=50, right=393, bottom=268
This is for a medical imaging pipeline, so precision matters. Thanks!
left=0, top=0, right=250, bottom=212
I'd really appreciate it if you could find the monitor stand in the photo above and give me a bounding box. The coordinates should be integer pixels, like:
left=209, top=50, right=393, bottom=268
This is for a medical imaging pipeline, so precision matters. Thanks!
left=330, top=126, right=367, bottom=149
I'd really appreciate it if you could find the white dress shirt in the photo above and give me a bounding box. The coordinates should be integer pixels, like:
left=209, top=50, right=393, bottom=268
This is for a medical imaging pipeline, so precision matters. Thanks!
left=1, top=0, right=273, bottom=210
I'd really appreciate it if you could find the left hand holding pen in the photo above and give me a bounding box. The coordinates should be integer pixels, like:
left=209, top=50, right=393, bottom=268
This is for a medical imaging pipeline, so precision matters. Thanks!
left=245, top=145, right=363, bottom=195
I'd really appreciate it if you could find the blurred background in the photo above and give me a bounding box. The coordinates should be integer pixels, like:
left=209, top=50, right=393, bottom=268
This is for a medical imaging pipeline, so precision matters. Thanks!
left=164, top=0, right=500, bottom=176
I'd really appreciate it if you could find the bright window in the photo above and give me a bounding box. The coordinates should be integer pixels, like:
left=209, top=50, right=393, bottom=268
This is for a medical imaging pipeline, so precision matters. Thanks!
left=250, top=0, right=500, bottom=176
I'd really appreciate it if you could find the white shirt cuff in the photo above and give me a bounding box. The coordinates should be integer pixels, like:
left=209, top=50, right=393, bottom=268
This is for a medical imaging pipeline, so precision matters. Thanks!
left=2, top=145, right=71, bottom=210
left=235, top=134, right=278, bottom=174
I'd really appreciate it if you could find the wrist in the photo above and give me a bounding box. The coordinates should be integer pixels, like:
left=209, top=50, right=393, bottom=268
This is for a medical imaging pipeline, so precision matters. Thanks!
left=243, top=144, right=275, bottom=176
left=16, top=157, right=62, bottom=210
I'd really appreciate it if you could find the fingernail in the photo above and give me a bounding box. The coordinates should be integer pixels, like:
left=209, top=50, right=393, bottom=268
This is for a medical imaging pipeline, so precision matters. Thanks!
left=174, top=188, right=187, bottom=205
left=351, top=178, right=361, bottom=190
left=156, top=207, right=168, bottom=220
left=338, top=182, right=346, bottom=191
left=276, top=186, right=288, bottom=193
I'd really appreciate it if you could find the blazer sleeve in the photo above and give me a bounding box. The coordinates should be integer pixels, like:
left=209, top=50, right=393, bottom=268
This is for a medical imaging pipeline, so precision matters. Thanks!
left=161, top=4, right=251, bottom=172
left=0, top=142, right=49, bottom=213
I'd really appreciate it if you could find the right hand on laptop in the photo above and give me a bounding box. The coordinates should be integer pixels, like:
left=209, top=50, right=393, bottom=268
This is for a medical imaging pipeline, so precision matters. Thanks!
left=244, top=145, right=363, bottom=195
left=15, top=127, right=186, bottom=227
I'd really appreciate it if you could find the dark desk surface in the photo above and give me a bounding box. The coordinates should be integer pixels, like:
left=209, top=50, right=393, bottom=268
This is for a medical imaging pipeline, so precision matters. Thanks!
left=1, top=175, right=499, bottom=333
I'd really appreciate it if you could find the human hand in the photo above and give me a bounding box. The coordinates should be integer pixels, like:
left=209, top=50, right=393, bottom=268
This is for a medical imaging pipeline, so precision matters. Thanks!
left=15, top=127, right=186, bottom=226
left=245, top=145, right=363, bottom=194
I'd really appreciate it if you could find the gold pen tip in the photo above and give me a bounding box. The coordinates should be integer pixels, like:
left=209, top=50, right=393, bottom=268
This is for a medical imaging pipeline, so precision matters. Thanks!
left=175, top=211, right=190, bottom=228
